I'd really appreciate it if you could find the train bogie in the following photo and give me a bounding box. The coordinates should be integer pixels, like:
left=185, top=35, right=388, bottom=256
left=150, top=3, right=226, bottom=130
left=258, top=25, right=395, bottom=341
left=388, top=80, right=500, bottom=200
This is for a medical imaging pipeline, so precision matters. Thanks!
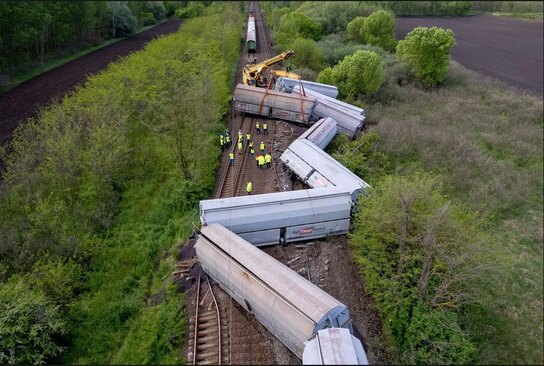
left=199, top=187, right=353, bottom=246
left=195, top=223, right=353, bottom=359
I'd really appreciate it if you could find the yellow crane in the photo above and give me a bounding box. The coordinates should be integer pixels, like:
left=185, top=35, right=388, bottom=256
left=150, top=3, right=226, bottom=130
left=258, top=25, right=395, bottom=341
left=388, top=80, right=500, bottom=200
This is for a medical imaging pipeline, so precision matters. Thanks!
left=243, top=50, right=297, bottom=87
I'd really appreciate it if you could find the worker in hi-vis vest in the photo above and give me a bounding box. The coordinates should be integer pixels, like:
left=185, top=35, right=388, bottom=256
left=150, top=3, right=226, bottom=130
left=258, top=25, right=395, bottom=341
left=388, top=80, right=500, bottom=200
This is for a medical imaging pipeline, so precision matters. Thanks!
left=263, top=122, right=268, bottom=135
left=255, top=121, right=261, bottom=135
left=258, top=155, right=265, bottom=169
left=225, top=134, right=231, bottom=148
left=229, top=151, right=234, bottom=166
left=246, top=181, right=252, bottom=195
left=265, top=153, right=272, bottom=168
left=220, top=134, right=225, bottom=152
left=260, top=141, right=265, bottom=154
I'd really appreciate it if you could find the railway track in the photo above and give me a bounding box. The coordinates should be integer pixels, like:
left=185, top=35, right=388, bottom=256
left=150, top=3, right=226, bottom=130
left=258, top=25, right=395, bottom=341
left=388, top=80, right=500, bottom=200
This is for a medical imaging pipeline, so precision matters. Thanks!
left=188, top=274, right=224, bottom=365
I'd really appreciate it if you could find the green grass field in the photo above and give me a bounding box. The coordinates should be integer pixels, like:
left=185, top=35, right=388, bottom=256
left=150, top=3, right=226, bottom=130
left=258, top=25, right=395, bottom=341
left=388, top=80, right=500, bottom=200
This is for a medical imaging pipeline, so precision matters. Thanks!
left=491, top=12, right=543, bottom=20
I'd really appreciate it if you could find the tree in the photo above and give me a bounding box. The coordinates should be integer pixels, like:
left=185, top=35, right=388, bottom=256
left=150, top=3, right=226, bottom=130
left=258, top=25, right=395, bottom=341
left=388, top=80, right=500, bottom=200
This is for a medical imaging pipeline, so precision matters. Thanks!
left=146, top=1, right=166, bottom=21
left=346, top=16, right=365, bottom=43
left=107, top=1, right=138, bottom=38
left=278, top=11, right=322, bottom=41
left=361, top=10, right=396, bottom=51
left=396, top=26, right=456, bottom=87
left=0, top=276, right=66, bottom=364
left=316, top=66, right=334, bottom=85
left=318, top=49, right=383, bottom=98
left=289, top=37, right=324, bottom=71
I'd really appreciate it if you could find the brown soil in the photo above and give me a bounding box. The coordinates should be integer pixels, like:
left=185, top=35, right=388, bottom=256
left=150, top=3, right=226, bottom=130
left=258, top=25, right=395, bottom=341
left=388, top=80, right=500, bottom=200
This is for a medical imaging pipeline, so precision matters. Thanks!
left=396, top=14, right=543, bottom=95
left=0, top=19, right=182, bottom=146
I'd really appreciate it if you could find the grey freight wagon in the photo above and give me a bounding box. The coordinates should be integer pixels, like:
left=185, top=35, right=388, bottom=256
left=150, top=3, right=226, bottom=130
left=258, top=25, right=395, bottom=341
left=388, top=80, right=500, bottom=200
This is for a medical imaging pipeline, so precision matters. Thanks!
left=195, top=223, right=353, bottom=359
left=281, top=139, right=371, bottom=202
left=298, top=117, right=337, bottom=150
left=302, top=328, right=368, bottom=365
left=234, top=84, right=316, bottom=124
left=199, top=187, right=353, bottom=246
left=276, top=77, right=339, bottom=99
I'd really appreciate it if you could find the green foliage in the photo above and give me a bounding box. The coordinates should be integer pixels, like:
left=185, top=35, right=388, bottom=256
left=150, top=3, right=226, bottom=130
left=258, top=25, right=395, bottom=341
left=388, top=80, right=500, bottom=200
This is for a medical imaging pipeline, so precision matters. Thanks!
left=316, top=66, right=334, bottom=84
left=385, top=1, right=472, bottom=16
left=328, top=131, right=389, bottom=183
left=297, top=1, right=384, bottom=34
left=346, top=16, right=365, bottom=43
left=108, top=1, right=138, bottom=38
left=0, top=276, right=66, bottom=365
left=146, top=1, right=166, bottom=20
left=397, top=26, right=456, bottom=87
left=142, top=12, right=158, bottom=26
left=361, top=10, right=396, bottom=51
left=350, top=172, right=482, bottom=363
left=318, top=49, right=383, bottom=98
left=175, top=2, right=205, bottom=19
left=0, top=3, right=242, bottom=363
left=288, top=37, right=324, bottom=71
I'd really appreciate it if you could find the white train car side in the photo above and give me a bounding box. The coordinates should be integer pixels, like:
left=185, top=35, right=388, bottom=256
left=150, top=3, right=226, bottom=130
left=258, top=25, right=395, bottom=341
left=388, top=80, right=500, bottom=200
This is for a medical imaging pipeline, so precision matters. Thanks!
left=303, top=328, right=368, bottom=365
left=195, top=223, right=353, bottom=359
left=298, top=117, right=337, bottom=150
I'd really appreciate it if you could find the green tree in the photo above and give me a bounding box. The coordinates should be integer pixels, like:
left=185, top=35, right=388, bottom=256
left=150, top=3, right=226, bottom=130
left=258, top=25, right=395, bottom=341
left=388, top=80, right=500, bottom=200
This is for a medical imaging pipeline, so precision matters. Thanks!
left=361, top=10, right=396, bottom=51
left=0, top=276, right=66, bottom=364
left=108, top=1, right=138, bottom=38
left=278, top=11, right=322, bottom=41
left=289, top=37, right=324, bottom=71
left=146, top=1, right=166, bottom=20
left=316, top=66, right=334, bottom=85
left=396, top=26, right=456, bottom=87
left=319, top=49, right=383, bottom=98
left=346, top=16, right=365, bottom=43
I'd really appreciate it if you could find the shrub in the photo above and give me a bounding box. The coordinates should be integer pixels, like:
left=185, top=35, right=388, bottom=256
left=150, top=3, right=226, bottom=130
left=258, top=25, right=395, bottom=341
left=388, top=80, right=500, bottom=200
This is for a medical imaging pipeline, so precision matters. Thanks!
left=346, top=16, right=365, bottom=43
left=145, top=1, right=166, bottom=20
left=288, top=37, right=325, bottom=71
left=108, top=1, right=138, bottom=38
left=277, top=11, right=322, bottom=44
left=0, top=276, right=66, bottom=364
left=316, top=66, right=334, bottom=84
left=141, top=12, right=157, bottom=26
left=318, top=49, right=383, bottom=98
left=350, top=172, right=482, bottom=363
left=361, top=10, right=396, bottom=51
left=397, top=26, right=456, bottom=87
left=175, top=3, right=205, bottom=19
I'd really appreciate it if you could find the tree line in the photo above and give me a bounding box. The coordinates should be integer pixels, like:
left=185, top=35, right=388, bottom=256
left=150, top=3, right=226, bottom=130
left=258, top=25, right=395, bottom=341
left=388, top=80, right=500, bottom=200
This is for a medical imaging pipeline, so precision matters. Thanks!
left=0, top=1, right=184, bottom=76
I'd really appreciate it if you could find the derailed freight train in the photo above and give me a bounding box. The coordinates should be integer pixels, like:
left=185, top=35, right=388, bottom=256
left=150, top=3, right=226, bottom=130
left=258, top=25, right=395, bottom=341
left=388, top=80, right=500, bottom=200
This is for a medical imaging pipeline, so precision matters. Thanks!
left=194, top=223, right=356, bottom=360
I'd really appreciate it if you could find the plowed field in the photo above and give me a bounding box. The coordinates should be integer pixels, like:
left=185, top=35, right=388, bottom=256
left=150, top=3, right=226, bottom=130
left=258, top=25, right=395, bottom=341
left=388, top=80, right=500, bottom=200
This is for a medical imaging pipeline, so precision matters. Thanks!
left=396, top=14, right=543, bottom=94
left=0, top=19, right=182, bottom=146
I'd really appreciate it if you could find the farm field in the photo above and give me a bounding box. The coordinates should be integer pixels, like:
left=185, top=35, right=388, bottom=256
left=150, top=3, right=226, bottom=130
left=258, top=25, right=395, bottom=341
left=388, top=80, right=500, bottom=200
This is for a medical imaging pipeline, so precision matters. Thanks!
left=0, top=19, right=182, bottom=146
left=396, top=14, right=543, bottom=94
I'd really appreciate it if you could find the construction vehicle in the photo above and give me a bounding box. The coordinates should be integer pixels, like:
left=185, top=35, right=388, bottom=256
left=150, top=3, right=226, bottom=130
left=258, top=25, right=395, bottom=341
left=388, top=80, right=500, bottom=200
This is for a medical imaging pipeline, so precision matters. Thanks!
left=243, top=50, right=295, bottom=87
left=270, top=69, right=301, bottom=80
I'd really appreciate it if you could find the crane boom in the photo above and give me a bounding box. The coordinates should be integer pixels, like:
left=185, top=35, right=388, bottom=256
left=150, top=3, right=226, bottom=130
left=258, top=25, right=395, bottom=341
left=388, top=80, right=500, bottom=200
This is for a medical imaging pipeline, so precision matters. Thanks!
left=243, top=50, right=294, bottom=87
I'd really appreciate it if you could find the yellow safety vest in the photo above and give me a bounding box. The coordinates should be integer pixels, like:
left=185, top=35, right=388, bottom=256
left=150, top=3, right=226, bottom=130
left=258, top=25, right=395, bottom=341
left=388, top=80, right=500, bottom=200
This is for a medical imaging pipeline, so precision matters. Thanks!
left=248, top=141, right=253, bottom=148
left=226, top=136, right=230, bottom=142
left=229, top=152, right=234, bottom=160
left=246, top=133, right=251, bottom=140
left=246, top=182, right=252, bottom=192
left=256, top=121, right=260, bottom=128
left=238, top=142, right=243, bottom=150
left=258, top=155, right=265, bottom=165
left=220, top=136, right=224, bottom=144
left=265, top=154, right=272, bottom=163
left=263, top=123, right=268, bottom=130
left=260, top=142, right=265, bottom=150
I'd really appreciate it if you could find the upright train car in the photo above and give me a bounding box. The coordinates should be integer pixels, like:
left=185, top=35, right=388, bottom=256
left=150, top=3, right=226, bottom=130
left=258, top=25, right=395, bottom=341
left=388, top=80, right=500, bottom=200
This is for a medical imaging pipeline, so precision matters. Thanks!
left=247, top=14, right=256, bottom=53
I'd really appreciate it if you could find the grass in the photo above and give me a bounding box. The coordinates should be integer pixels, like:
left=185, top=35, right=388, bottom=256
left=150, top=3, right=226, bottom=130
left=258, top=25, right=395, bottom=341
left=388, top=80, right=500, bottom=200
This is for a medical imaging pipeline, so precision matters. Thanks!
left=0, top=22, right=162, bottom=95
left=360, top=61, right=543, bottom=364
left=491, top=12, right=543, bottom=20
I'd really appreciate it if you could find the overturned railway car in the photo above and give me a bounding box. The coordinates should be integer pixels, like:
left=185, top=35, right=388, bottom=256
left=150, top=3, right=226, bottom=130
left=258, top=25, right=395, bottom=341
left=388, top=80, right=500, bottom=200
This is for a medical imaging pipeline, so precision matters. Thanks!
left=199, top=187, right=353, bottom=246
left=281, top=139, right=371, bottom=202
left=276, top=77, right=339, bottom=99
left=234, top=84, right=316, bottom=124
left=247, top=14, right=256, bottom=53
left=298, top=117, right=337, bottom=150
left=303, top=328, right=368, bottom=365
left=195, top=223, right=354, bottom=359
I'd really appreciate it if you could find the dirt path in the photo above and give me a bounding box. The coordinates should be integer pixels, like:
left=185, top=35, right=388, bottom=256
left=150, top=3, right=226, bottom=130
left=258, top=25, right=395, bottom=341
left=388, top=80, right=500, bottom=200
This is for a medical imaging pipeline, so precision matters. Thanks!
left=396, top=14, right=543, bottom=95
left=0, top=19, right=182, bottom=146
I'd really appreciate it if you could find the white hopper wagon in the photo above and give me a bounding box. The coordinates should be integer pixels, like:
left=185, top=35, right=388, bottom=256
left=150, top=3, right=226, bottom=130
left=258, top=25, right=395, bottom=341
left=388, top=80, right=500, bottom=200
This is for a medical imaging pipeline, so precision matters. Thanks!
left=281, top=139, right=371, bottom=202
left=298, top=117, right=337, bottom=150
left=303, top=328, right=368, bottom=365
left=199, top=187, right=353, bottom=246
left=276, top=77, right=339, bottom=99
left=195, top=223, right=353, bottom=359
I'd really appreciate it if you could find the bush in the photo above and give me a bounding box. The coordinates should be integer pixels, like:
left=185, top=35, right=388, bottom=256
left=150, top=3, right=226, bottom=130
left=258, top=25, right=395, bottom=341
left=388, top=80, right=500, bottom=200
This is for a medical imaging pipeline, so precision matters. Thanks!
left=397, top=26, right=456, bottom=87
left=318, top=49, right=383, bottom=98
left=350, top=172, right=482, bottom=363
left=276, top=11, right=322, bottom=48
left=0, top=276, right=66, bottom=364
left=141, top=11, right=157, bottom=26
left=288, top=37, right=325, bottom=71
left=145, top=1, right=166, bottom=21
left=175, top=2, right=205, bottom=19
left=346, top=16, right=365, bottom=43
left=361, top=10, right=396, bottom=51
left=108, top=1, right=138, bottom=38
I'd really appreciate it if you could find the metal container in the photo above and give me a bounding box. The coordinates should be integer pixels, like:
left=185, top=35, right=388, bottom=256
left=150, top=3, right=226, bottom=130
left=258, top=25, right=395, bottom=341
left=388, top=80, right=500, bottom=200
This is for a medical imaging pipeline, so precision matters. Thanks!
left=247, top=15, right=256, bottom=53
left=195, top=223, right=353, bottom=359
left=234, top=84, right=316, bottom=124
left=298, top=117, right=337, bottom=150
left=281, top=139, right=371, bottom=202
left=199, top=187, right=353, bottom=246
left=277, top=77, right=339, bottom=99
left=303, top=328, right=368, bottom=365
left=292, top=86, right=365, bottom=138
left=293, top=85, right=365, bottom=116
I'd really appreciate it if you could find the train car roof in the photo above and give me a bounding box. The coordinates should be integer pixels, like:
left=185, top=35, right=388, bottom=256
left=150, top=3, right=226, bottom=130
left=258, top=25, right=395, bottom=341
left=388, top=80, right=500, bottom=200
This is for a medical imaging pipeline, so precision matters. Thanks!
left=199, top=223, right=348, bottom=326
left=302, top=328, right=368, bottom=365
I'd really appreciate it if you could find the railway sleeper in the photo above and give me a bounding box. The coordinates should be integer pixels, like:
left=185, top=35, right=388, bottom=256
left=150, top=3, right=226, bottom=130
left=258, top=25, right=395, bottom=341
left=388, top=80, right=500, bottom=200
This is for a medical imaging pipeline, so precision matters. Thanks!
left=196, top=342, right=218, bottom=351
left=196, top=334, right=218, bottom=343
left=198, top=323, right=219, bottom=331
left=198, top=327, right=220, bottom=336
